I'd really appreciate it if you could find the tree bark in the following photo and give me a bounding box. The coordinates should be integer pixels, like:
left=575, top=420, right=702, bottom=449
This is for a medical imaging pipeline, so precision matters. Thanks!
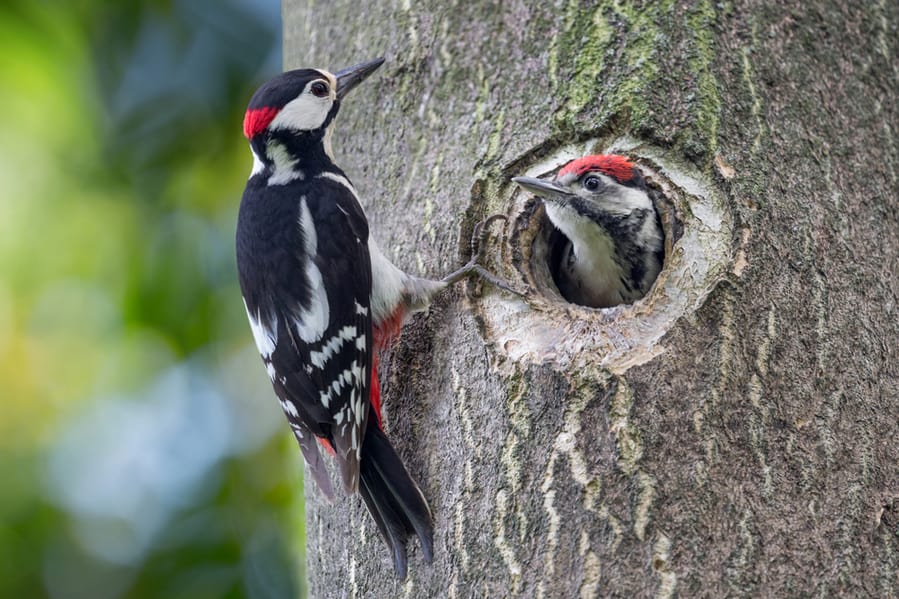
left=283, top=1, right=899, bottom=596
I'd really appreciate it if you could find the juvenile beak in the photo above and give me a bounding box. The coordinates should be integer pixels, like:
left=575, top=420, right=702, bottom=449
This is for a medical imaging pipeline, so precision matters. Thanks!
left=335, top=57, right=385, bottom=99
left=512, top=176, right=574, bottom=203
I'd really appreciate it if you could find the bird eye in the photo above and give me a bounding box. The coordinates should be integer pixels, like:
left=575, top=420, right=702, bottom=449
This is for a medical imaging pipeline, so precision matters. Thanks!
left=583, top=175, right=602, bottom=191
left=310, top=81, right=329, bottom=97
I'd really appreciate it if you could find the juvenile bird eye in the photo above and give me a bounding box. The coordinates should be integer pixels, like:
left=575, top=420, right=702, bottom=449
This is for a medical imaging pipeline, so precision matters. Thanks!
left=311, top=81, right=329, bottom=97
left=583, top=176, right=601, bottom=191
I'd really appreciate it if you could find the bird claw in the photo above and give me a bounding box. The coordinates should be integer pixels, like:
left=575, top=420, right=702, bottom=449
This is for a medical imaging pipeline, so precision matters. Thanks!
left=470, top=214, right=509, bottom=255
left=461, top=263, right=523, bottom=296
left=440, top=214, right=525, bottom=297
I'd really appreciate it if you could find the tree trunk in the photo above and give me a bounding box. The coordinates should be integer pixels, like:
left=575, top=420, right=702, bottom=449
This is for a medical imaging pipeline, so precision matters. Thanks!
left=283, top=1, right=899, bottom=596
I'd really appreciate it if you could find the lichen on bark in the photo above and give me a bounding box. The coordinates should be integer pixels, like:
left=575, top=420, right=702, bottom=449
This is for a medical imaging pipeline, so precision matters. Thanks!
left=284, top=0, right=899, bottom=597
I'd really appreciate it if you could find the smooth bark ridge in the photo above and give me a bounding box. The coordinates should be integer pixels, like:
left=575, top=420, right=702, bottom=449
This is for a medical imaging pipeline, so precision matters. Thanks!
left=285, top=1, right=898, bottom=597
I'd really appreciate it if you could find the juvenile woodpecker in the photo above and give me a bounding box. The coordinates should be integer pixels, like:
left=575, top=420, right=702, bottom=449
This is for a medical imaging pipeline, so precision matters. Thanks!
left=513, top=155, right=664, bottom=308
left=236, top=58, right=505, bottom=579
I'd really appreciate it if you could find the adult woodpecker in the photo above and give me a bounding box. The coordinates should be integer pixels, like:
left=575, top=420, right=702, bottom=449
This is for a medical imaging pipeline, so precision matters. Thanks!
left=513, top=155, right=664, bottom=308
left=236, top=58, right=508, bottom=579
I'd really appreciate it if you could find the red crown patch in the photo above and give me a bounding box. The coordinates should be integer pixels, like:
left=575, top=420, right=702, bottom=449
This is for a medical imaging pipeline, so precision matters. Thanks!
left=558, top=155, right=637, bottom=184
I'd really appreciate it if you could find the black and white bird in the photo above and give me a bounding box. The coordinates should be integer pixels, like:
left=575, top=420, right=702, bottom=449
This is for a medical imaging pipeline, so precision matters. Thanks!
left=513, top=155, right=664, bottom=308
left=236, top=58, right=507, bottom=579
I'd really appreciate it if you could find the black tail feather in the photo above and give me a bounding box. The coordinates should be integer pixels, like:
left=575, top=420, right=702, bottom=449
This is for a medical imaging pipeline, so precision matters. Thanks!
left=358, top=422, right=434, bottom=579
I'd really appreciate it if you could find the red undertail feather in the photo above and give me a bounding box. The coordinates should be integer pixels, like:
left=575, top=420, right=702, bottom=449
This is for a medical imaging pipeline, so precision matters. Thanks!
left=243, top=106, right=279, bottom=139
left=351, top=304, right=434, bottom=579
left=369, top=306, right=407, bottom=427
left=317, top=437, right=336, bottom=457
left=373, top=306, right=406, bottom=349
left=559, top=154, right=637, bottom=184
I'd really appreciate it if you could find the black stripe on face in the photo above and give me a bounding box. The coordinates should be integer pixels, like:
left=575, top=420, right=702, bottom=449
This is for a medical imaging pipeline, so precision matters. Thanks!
left=248, top=69, right=324, bottom=111
left=321, top=101, right=341, bottom=131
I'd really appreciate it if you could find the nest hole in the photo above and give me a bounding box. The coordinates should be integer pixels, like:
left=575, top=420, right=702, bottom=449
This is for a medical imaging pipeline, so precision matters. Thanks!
left=513, top=165, right=683, bottom=309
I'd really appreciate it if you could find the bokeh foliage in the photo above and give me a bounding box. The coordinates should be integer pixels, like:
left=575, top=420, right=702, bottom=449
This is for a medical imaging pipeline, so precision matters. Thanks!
left=0, top=1, right=305, bottom=597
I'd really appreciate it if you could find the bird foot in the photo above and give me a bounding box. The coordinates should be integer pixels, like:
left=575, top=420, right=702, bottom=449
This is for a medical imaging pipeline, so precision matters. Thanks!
left=440, top=214, right=524, bottom=296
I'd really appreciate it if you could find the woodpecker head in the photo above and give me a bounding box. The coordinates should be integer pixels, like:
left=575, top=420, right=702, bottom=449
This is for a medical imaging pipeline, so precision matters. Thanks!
left=513, top=155, right=664, bottom=308
left=512, top=155, right=652, bottom=218
left=242, top=57, right=384, bottom=167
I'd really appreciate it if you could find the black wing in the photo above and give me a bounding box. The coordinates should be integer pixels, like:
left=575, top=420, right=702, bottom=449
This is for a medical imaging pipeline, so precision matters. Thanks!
left=237, top=174, right=373, bottom=497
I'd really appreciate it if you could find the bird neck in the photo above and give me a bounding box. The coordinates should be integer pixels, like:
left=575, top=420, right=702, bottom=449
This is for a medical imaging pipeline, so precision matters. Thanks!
left=250, top=127, right=338, bottom=183
left=547, top=199, right=663, bottom=303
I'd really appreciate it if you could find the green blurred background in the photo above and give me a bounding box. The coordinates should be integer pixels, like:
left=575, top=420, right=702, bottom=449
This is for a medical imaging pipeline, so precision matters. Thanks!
left=0, top=1, right=307, bottom=597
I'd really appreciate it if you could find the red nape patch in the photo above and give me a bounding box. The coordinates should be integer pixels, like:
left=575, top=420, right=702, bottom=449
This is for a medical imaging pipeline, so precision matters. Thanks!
left=243, top=106, right=279, bottom=138
left=558, top=155, right=637, bottom=184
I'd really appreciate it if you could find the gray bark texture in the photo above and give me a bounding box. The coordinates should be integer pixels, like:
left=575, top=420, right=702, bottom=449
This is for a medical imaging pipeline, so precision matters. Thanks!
left=283, top=1, right=898, bottom=597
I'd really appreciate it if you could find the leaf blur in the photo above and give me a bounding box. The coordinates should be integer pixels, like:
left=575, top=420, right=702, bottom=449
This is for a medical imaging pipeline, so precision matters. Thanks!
left=0, top=1, right=304, bottom=597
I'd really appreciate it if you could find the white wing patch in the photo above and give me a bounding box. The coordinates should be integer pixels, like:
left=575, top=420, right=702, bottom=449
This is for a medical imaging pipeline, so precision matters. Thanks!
left=280, top=398, right=299, bottom=418
left=294, top=262, right=329, bottom=343
left=351, top=398, right=359, bottom=453
left=350, top=388, right=365, bottom=459
left=297, top=196, right=317, bottom=254
left=354, top=394, right=364, bottom=425
left=293, top=197, right=329, bottom=343
left=317, top=360, right=366, bottom=420
left=309, top=325, right=361, bottom=369
left=243, top=298, right=277, bottom=358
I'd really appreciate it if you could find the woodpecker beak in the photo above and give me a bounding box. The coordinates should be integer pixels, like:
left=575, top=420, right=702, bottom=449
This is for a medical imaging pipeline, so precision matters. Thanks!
left=512, top=176, right=574, bottom=203
left=335, top=57, right=385, bottom=99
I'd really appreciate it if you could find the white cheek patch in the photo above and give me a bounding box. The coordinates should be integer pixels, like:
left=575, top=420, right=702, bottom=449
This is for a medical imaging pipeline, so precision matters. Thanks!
left=269, top=91, right=332, bottom=132
left=614, top=186, right=654, bottom=213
